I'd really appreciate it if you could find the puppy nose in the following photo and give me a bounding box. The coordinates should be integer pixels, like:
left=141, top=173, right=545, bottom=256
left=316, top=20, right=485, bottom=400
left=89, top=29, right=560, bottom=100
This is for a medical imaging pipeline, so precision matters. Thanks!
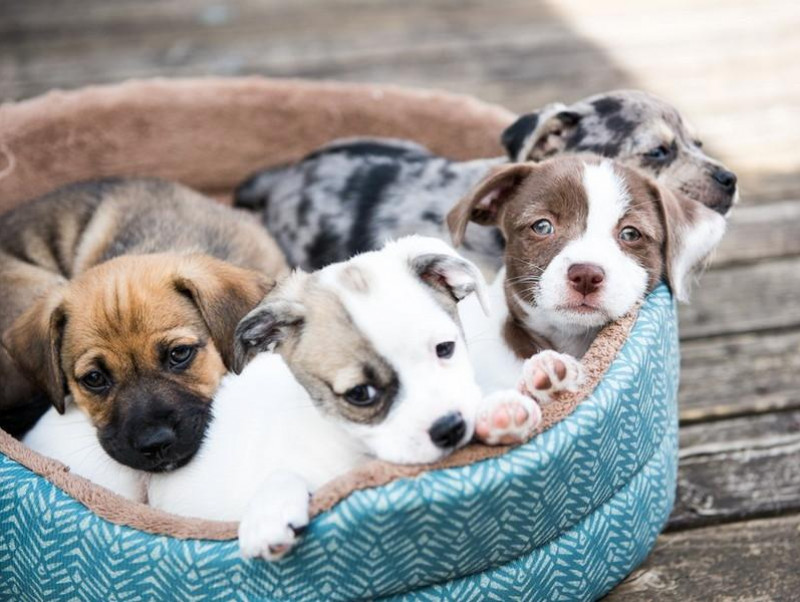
left=134, top=425, right=176, bottom=457
left=428, top=412, right=466, bottom=449
left=568, top=263, right=605, bottom=296
left=711, top=168, right=737, bottom=193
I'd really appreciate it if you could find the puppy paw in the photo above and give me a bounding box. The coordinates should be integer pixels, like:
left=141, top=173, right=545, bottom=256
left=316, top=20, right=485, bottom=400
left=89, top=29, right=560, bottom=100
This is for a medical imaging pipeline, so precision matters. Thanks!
left=238, top=472, right=310, bottom=561
left=519, top=350, right=585, bottom=404
left=474, top=390, right=542, bottom=446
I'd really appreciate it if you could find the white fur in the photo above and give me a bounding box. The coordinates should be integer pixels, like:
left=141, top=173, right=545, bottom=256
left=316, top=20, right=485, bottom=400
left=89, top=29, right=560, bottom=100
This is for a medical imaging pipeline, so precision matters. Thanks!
left=536, top=161, right=648, bottom=338
left=319, top=238, right=484, bottom=465
left=519, top=350, right=586, bottom=404
left=670, top=210, right=726, bottom=302
left=146, top=236, right=484, bottom=563
left=462, top=161, right=652, bottom=429
left=147, top=352, right=366, bottom=520
left=24, top=404, right=147, bottom=502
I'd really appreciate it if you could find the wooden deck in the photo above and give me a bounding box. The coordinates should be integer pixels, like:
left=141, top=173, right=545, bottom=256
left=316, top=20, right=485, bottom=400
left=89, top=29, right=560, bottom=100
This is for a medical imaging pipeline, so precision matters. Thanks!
left=2, top=0, right=799, bottom=598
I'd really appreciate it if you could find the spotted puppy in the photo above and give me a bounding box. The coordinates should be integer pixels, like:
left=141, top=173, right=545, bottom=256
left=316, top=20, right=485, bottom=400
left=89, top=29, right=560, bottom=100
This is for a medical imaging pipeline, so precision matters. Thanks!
left=236, top=90, right=737, bottom=273
left=147, top=236, right=490, bottom=559
left=452, top=155, right=726, bottom=443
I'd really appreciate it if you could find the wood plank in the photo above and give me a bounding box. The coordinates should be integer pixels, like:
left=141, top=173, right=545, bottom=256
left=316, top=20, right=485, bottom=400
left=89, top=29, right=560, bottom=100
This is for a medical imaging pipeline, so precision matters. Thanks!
left=608, top=514, right=800, bottom=600
left=669, top=411, right=800, bottom=529
left=2, top=0, right=798, bottom=201
left=712, top=200, right=800, bottom=267
left=679, top=328, right=800, bottom=422
left=679, top=256, right=800, bottom=340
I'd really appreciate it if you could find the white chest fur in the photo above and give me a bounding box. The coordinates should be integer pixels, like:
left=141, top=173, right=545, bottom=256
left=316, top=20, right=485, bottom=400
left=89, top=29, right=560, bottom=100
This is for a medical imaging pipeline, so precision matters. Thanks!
left=147, top=353, right=368, bottom=520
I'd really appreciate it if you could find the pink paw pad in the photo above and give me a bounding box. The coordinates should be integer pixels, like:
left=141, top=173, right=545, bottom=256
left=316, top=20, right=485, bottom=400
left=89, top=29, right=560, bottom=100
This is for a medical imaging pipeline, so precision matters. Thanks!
left=475, top=391, right=542, bottom=446
left=519, top=350, right=585, bottom=404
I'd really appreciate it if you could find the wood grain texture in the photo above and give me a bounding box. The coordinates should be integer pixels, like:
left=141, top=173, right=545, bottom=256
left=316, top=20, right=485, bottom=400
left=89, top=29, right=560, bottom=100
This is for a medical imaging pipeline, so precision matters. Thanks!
left=679, top=257, right=800, bottom=340
left=1, top=0, right=798, bottom=202
left=608, top=514, right=800, bottom=600
left=712, top=200, right=800, bottom=267
left=670, top=411, right=800, bottom=529
left=679, top=328, right=800, bottom=422
left=3, top=2, right=799, bottom=598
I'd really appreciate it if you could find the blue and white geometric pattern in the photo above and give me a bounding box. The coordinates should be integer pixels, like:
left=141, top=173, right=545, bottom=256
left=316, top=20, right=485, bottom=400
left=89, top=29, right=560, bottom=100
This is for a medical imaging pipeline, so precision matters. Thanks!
left=0, top=285, right=678, bottom=601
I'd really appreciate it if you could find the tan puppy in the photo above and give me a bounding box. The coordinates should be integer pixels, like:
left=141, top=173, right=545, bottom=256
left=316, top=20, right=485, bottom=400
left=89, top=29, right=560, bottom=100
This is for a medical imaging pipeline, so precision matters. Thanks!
left=0, top=179, right=285, bottom=457
left=6, top=254, right=272, bottom=472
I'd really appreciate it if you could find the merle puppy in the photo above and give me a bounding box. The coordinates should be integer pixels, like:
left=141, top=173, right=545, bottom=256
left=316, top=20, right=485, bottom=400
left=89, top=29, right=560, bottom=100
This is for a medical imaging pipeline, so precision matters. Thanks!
left=236, top=90, right=738, bottom=273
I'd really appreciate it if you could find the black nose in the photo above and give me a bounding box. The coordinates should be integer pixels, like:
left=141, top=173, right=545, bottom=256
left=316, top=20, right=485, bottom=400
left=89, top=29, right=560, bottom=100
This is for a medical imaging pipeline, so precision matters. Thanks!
left=568, top=263, right=605, bottom=296
left=428, top=412, right=466, bottom=449
left=712, top=168, right=737, bottom=193
left=133, top=425, right=176, bottom=458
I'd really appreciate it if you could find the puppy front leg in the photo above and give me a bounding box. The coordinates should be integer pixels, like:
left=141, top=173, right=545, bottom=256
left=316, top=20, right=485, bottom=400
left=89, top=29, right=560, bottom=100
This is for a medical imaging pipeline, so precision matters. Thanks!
left=238, top=471, right=311, bottom=561
left=519, top=350, right=585, bottom=404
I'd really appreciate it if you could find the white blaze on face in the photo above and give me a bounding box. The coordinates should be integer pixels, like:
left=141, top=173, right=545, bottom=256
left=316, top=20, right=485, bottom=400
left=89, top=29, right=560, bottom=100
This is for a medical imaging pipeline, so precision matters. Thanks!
left=537, top=161, right=649, bottom=330
left=318, top=245, right=482, bottom=465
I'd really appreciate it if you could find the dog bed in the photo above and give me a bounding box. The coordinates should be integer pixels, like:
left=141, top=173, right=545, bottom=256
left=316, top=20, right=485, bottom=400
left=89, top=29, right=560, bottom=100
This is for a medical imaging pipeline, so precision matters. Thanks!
left=0, top=78, right=678, bottom=601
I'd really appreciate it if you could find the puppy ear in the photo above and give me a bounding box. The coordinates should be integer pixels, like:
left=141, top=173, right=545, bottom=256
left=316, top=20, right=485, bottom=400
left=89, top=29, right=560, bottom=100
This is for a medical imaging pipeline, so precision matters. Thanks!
left=446, top=163, right=534, bottom=247
left=233, top=299, right=306, bottom=374
left=410, top=252, right=490, bottom=315
left=173, top=256, right=275, bottom=371
left=650, top=181, right=727, bottom=302
left=2, top=290, right=68, bottom=413
left=501, top=103, right=582, bottom=162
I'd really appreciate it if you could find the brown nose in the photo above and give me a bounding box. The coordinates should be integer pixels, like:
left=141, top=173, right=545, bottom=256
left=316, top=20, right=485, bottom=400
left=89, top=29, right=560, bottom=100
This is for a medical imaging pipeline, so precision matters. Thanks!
left=568, top=264, right=605, bottom=296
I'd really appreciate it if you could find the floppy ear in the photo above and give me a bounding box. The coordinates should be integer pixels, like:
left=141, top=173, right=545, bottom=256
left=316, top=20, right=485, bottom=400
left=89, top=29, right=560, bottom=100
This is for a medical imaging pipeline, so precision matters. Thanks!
left=233, top=298, right=306, bottom=374
left=173, top=255, right=275, bottom=371
left=650, top=181, right=727, bottom=302
left=1, top=290, right=68, bottom=413
left=446, top=163, right=534, bottom=247
left=410, top=252, right=490, bottom=316
left=501, top=102, right=582, bottom=162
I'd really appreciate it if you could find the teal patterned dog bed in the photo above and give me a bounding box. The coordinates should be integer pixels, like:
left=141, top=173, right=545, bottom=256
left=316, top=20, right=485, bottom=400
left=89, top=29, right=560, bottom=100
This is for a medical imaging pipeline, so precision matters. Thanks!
left=0, top=284, right=678, bottom=601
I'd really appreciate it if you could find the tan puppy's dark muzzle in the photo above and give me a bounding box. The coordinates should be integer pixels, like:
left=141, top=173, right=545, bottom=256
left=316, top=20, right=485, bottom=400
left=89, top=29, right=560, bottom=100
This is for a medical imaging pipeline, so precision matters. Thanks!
left=2, top=253, right=274, bottom=471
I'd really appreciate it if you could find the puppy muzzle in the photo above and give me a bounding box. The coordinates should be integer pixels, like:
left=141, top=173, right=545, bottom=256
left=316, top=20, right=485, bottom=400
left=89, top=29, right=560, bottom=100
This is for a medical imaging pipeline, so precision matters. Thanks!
left=98, top=389, right=212, bottom=472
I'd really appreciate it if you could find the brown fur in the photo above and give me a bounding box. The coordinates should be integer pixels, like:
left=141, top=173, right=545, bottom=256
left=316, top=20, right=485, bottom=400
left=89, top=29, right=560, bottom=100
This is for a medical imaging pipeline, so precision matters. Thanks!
left=237, top=272, right=399, bottom=426
left=448, top=156, right=671, bottom=359
left=0, top=178, right=286, bottom=438
left=2, top=254, right=273, bottom=469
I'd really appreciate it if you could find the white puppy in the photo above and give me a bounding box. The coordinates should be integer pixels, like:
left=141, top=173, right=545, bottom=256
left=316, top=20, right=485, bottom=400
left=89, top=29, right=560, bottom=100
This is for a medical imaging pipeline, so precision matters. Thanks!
left=147, top=236, right=490, bottom=559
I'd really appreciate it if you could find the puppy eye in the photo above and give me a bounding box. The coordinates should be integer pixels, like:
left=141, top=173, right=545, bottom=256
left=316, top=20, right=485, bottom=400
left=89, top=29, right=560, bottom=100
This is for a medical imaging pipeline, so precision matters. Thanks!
left=436, top=341, right=455, bottom=359
left=531, top=219, right=555, bottom=236
left=693, top=139, right=704, bottom=148
left=168, top=345, right=197, bottom=370
left=619, top=226, right=642, bottom=242
left=643, top=145, right=672, bottom=160
left=81, top=370, right=110, bottom=393
left=344, top=384, right=380, bottom=406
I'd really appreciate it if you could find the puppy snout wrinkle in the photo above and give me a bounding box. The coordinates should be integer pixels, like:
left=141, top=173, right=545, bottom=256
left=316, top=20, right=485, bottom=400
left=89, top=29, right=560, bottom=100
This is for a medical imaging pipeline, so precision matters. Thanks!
left=567, top=264, right=605, bottom=296
left=134, top=425, right=177, bottom=458
left=428, top=412, right=467, bottom=449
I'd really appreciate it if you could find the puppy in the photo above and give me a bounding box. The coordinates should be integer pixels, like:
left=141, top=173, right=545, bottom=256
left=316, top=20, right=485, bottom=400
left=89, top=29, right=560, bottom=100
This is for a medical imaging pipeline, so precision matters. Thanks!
left=146, top=236, right=488, bottom=559
left=9, top=254, right=273, bottom=478
left=1, top=178, right=284, bottom=463
left=235, top=90, right=737, bottom=273
left=451, top=156, right=726, bottom=443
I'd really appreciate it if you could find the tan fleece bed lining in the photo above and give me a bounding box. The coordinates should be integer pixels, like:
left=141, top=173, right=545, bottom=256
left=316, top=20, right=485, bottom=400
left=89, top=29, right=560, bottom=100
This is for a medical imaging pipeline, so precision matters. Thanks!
left=0, top=77, right=636, bottom=540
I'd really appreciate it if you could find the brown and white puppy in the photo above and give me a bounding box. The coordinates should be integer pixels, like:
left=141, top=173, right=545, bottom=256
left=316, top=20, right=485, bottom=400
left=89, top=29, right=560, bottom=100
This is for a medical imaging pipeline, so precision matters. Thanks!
left=0, top=179, right=284, bottom=466
left=450, top=156, right=726, bottom=443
